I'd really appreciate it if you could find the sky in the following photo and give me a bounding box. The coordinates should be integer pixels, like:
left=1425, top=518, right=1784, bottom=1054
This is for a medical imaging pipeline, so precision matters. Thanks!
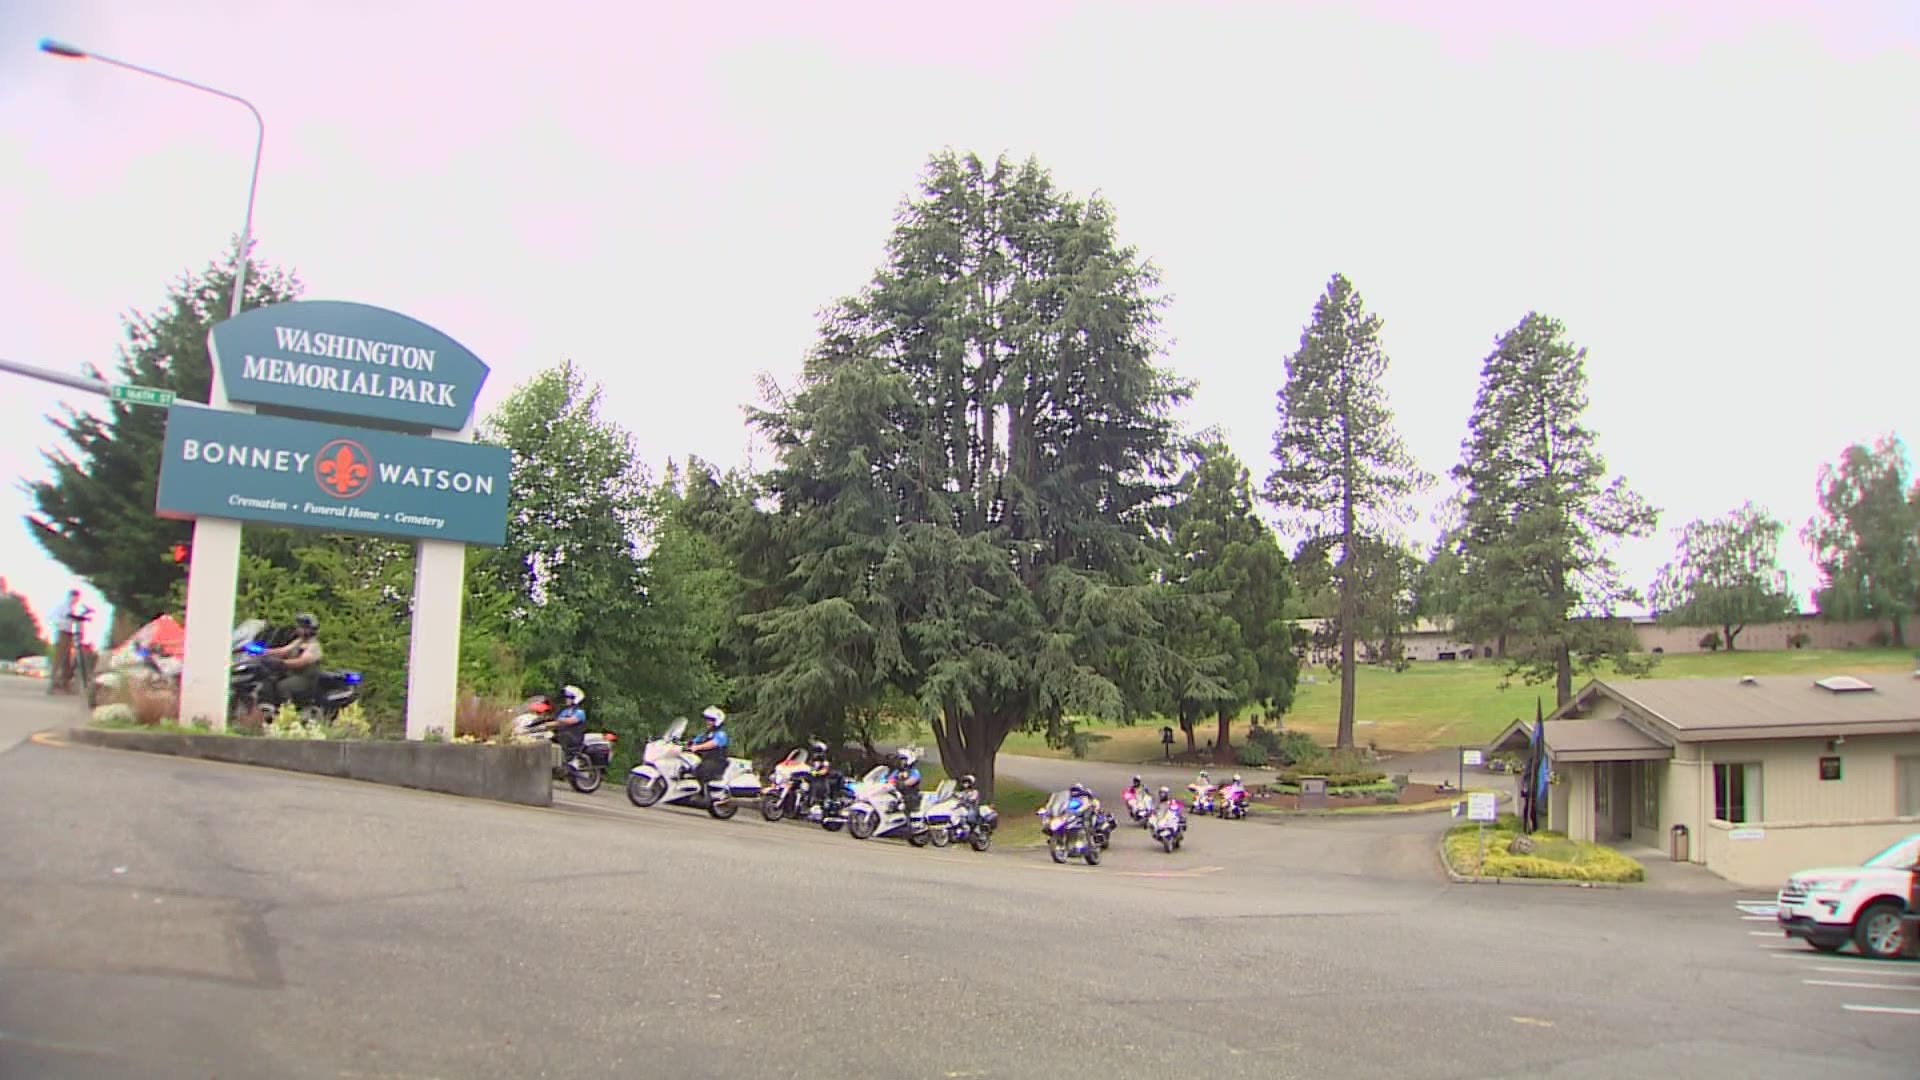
left=1, top=0, right=1916, bottom=640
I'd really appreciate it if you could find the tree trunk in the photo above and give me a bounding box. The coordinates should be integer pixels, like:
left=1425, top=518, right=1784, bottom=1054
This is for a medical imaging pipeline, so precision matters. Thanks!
left=930, top=709, right=1005, bottom=802
left=1555, top=640, right=1573, bottom=708
left=1893, top=619, right=1908, bottom=649
left=1215, top=705, right=1233, bottom=758
left=1336, top=552, right=1358, bottom=751
left=1180, top=703, right=1198, bottom=752
left=1495, top=632, right=1507, bottom=660
left=1724, top=623, right=1741, bottom=651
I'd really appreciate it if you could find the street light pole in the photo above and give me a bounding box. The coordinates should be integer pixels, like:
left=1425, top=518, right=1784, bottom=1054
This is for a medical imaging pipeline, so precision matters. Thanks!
left=39, top=38, right=265, bottom=350
left=39, top=38, right=266, bottom=731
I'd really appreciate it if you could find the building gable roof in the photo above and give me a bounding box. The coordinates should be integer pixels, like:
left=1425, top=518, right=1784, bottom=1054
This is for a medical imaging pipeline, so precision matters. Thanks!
left=1562, top=672, right=1920, bottom=742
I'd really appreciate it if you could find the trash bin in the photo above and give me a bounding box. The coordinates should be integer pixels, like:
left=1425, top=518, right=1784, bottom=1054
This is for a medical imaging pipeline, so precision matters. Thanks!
left=1669, top=823, right=1689, bottom=862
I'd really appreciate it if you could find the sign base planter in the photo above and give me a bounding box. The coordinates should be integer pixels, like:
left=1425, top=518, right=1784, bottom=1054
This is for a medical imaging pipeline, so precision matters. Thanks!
left=67, top=726, right=551, bottom=807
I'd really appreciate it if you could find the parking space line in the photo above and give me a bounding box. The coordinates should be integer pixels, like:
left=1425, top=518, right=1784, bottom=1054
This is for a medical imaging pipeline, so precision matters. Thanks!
left=1812, top=965, right=1920, bottom=976
left=1740, top=915, right=1774, bottom=922
left=1842, top=1004, right=1920, bottom=1016
left=1748, top=930, right=1779, bottom=937
left=1805, top=979, right=1920, bottom=992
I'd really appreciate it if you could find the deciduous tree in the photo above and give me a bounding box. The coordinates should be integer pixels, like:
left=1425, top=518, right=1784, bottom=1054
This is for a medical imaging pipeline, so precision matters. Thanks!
left=1649, top=502, right=1796, bottom=650
left=1802, top=435, right=1918, bottom=646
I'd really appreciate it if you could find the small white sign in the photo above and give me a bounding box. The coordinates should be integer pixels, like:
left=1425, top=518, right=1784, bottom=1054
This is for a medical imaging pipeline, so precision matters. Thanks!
left=1467, top=791, right=1499, bottom=822
left=1729, top=827, right=1766, bottom=842
left=1461, top=749, right=1484, bottom=767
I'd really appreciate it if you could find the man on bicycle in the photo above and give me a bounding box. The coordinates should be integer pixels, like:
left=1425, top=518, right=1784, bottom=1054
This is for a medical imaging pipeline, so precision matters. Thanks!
left=50, top=588, right=92, bottom=692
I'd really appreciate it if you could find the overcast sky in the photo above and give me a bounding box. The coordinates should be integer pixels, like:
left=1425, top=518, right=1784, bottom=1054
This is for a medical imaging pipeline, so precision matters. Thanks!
left=1, top=0, right=1915, bottom=637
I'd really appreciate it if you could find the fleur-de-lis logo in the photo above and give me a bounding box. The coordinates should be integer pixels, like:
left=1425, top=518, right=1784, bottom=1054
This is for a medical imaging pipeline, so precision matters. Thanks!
left=314, top=439, right=374, bottom=499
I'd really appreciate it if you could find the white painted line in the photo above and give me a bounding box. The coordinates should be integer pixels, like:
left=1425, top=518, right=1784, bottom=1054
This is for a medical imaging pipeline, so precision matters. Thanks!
left=1756, top=942, right=1800, bottom=950
left=1741, top=915, right=1775, bottom=922
left=1735, top=901, right=1779, bottom=915
left=1805, top=980, right=1920, bottom=992
left=1813, top=965, right=1920, bottom=978
left=1842, top=1004, right=1920, bottom=1016
left=1750, top=930, right=1780, bottom=937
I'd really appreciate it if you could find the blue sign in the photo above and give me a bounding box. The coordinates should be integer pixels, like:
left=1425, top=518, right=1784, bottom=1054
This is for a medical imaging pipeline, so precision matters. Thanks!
left=210, top=300, right=491, bottom=431
left=155, top=403, right=511, bottom=546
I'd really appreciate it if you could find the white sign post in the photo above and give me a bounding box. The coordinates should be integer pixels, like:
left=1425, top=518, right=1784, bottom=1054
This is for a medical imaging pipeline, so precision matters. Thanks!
left=1468, top=790, right=1499, bottom=873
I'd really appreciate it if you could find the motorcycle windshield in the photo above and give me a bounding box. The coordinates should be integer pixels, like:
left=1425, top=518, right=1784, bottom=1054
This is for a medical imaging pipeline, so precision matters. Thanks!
left=660, top=719, right=688, bottom=742
left=1043, top=791, right=1075, bottom=815
left=230, top=619, right=267, bottom=649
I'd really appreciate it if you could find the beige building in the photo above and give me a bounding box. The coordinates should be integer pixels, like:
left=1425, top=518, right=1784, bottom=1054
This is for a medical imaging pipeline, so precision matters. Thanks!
left=1489, top=672, right=1920, bottom=889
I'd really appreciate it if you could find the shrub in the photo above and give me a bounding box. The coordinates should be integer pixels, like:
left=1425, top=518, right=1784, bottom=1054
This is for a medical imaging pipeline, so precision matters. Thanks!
left=1443, top=823, right=1645, bottom=883
left=1373, top=793, right=1399, bottom=805
left=1234, top=742, right=1270, bottom=767
left=266, top=702, right=326, bottom=740
left=1698, top=632, right=1722, bottom=652
left=1390, top=774, right=1410, bottom=791
left=1277, top=731, right=1322, bottom=767
left=1247, top=726, right=1283, bottom=755
left=455, top=692, right=518, bottom=742
left=91, top=702, right=136, bottom=727
left=1786, top=631, right=1811, bottom=649
left=327, top=702, right=372, bottom=740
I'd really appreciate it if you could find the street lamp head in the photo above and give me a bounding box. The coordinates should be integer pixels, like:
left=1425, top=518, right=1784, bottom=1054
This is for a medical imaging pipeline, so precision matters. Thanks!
left=38, top=38, right=87, bottom=59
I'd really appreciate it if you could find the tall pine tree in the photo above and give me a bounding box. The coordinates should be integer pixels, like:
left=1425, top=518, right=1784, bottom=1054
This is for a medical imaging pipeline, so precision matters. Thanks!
left=25, top=245, right=301, bottom=620
left=1802, top=435, right=1918, bottom=646
left=1452, top=313, right=1658, bottom=705
left=1265, top=273, right=1427, bottom=749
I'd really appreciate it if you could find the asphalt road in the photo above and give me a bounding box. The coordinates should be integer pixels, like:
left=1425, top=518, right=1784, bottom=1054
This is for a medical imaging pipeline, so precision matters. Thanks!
left=2, top=679, right=1914, bottom=1079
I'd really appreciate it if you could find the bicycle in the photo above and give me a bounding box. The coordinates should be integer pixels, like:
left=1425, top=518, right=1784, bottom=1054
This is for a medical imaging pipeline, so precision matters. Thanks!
left=48, top=610, right=94, bottom=702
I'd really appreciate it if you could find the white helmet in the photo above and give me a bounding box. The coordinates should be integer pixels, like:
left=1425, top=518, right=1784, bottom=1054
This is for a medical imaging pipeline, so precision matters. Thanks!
left=896, top=747, right=919, bottom=768
left=563, top=685, right=585, bottom=706
left=1232, top=773, right=1242, bottom=783
left=702, top=706, right=726, bottom=726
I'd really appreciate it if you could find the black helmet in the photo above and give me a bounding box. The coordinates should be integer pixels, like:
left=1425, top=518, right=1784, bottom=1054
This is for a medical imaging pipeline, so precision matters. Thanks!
left=293, top=612, right=319, bottom=633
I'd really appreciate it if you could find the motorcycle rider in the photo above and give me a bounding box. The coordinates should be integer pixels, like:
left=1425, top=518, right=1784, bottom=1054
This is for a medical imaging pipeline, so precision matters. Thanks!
left=263, top=613, right=324, bottom=705
left=888, top=748, right=924, bottom=818
left=686, top=707, right=731, bottom=795
left=1124, top=774, right=1147, bottom=814
left=551, top=686, right=588, bottom=753
left=805, top=738, right=840, bottom=809
left=955, top=772, right=983, bottom=828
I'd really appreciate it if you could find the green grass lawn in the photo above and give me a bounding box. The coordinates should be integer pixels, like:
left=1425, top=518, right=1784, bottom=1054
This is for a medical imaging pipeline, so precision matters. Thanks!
left=951, top=647, right=1916, bottom=761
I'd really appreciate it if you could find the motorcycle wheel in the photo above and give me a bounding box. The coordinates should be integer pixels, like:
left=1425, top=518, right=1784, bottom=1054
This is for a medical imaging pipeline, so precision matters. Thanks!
left=1162, top=835, right=1175, bottom=854
left=628, top=775, right=666, bottom=808
left=848, top=809, right=877, bottom=840
left=968, top=829, right=993, bottom=852
left=822, top=819, right=845, bottom=833
left=707, top=795, right=738, bottom=820
left=566, top=759, right=602, bottom=794
left=1048, top=835, right=1068, bottom=864
left=1084, top=843, right=1101, bottom=866
left=761, top=792, right=786, bottom=822
left=907, top=829, right=931, bottom=848
left=929, top=827, right=953, bottom=848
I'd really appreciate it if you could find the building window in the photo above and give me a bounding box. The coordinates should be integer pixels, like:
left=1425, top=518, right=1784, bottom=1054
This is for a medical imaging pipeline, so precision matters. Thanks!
left=1636, top=762, right=1658, bottom=828
left=1898, top=756, right=1920, bottom=818
left=1713, top=762, right=1763, bottom=824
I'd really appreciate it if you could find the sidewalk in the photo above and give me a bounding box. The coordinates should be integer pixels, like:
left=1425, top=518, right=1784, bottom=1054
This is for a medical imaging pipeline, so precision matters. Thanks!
left=1613, top=841, right=1745, bottom=895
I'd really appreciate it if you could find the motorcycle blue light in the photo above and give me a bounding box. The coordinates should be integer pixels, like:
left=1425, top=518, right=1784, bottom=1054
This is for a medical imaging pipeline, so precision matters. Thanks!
left=343, top=673, right=362, bottom=685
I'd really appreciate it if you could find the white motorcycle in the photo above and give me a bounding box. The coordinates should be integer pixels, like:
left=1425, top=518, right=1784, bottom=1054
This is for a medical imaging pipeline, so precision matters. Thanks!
left=624, top=719, right=761, bottom=819
left=1123, top=787, right=1155, bottom=827
left=509, top=699, right=616, bottom=795
left=1150, top=799, right=1188, bottom=853
left=846, top=766, right=931, bottom=846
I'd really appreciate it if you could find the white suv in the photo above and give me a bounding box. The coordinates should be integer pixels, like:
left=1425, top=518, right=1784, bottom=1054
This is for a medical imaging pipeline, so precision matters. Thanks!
left=1776, top=834, right=1919, bottom=960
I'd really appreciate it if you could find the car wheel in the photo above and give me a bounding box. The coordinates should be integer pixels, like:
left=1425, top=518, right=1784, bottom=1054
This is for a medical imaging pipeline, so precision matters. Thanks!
left=1854, top=900, right=1907, bottom=960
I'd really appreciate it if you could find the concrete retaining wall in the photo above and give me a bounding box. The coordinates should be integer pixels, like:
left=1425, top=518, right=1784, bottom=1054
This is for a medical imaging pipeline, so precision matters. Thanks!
left=67, top=727, right=552, bottom=807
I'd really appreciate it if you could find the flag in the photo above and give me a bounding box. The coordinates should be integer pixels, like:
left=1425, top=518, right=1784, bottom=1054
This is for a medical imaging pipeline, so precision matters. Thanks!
left=1526, top=698, right=1548, bottom=833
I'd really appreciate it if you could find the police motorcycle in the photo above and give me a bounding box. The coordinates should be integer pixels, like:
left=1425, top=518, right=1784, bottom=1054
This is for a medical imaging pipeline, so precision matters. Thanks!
left=228, top=617, right=363, bottom=726
left=845, top=757, right=931, bottom=846
left=509, top=692, right=617, bottom=795
left=625, top=717, right=761, bottom=819
left=922, top=774, right=998, bottom=852
left=1149, top=786, right=1188, bottom=853
left=1039, top=788, right=1102, bottom=866
left=1122, top=775, right=1156, bottom=827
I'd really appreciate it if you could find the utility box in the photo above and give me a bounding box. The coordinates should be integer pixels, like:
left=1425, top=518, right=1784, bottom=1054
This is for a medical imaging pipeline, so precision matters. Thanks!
left=1298, top=775, right=1329, bottom=810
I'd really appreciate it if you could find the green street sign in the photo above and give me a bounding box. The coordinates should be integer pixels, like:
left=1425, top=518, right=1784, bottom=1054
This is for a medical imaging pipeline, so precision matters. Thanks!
left=155, top=403, right=511, bottom=546
left=111, top=384, right=176, bottom=407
